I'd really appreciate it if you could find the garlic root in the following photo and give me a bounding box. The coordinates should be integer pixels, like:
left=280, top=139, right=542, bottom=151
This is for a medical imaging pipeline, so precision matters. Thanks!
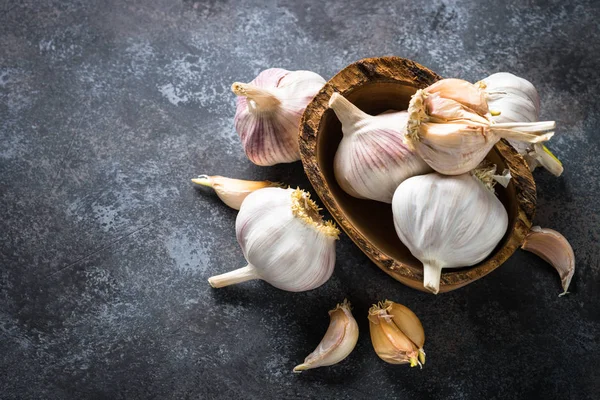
left=522, top=226, right=575, bottom=296
left=293, top=299, right=359, bottom=372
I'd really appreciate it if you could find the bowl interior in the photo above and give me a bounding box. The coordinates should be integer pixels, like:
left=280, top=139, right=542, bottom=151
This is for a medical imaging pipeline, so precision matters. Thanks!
left=317, top=82, right=518, bottom=274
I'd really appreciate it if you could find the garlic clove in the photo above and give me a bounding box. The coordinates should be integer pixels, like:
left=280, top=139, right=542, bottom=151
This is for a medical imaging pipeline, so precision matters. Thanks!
left=368, top=301, right=421, bottom=366
left=329, top=92, right=431, bottom=203
left=293, top=299, right=359, bottom=372
left=385, top=301, right=425, bottom=363
left=526, top=144, right=564, bottom=177
left=207, top=187, right=339, bottom=292
left=522, top=226, right=575, bottom=296
left=191, top=175, right=282, bottom=210
left=232, top=68, right=325, bottom=166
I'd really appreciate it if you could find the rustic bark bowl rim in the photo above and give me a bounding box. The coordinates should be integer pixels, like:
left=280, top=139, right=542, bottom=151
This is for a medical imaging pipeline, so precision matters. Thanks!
left=299, top=56, right=536, bottom=293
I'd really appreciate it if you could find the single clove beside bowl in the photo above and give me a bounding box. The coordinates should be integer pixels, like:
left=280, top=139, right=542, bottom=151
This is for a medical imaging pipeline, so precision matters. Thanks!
left=299, top=56, right=536, bottom=293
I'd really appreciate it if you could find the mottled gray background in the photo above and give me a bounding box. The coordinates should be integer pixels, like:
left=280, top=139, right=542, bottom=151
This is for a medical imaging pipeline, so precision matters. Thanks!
left=1, top=0, right=599, bottom=399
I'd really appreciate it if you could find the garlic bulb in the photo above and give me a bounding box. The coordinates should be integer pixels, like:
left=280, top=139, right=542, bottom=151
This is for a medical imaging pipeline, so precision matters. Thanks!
left=477, top=73, right=563, bottom=176
left=232, top=68, right=326, bottom=166
left=522, top=226, right=575, bottom=296
left=392, top=166, right=508, bottom=294
left=208, top=187, right=339, bottom=291
left=368, top=300, right=426, bottom=366
left=406, top=79, right=556, bottom=175
left=293, top=299, right=359, bottom=372
left=329, top=93, right=431, bottom=203
left=191, top=175, right=281, bottom=210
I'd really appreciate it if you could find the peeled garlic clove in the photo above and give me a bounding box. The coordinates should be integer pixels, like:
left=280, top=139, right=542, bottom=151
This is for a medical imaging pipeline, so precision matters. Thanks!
left=522, top=226, right=575, bottom=296
left=329, top=92, right=431, bottom=203
left=191, top=175, right=281, bottom=210
left=293, top=299, right=359, bottom=372
left=232, top=68, right=325, bottom=166
left=368, top=301, right=423, bottom=366
left=392, top=166, right=509, bottom=294
left=525, top=144, right=564, bottom=177
left=208, top=187, right=339, bottom=292
left=406, top=88, right=555, bottom=175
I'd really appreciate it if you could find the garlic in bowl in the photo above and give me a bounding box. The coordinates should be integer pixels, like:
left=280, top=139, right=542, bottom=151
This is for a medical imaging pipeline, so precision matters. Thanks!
left=299, top=56, right=536, bottom=293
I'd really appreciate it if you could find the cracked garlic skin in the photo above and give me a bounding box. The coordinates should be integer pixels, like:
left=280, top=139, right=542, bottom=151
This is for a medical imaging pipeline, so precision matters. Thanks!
left=406, top=79, right=556, bottom=175
left=232, top=68, right=325, bottom=166
left=293, top=299, right=358, bottom=372
left=477, top=72, right=563, bottom=176
left=191, top=175, right=281, bottom=210
left=329, top=92, right=431, bottom=203
left=368, top=300, right=425, bottom=366
left=392, top=169, right=508, bottom=294
left=207, top=187, right=339, bottom=292
left=522, top=226, right=575, bottom=296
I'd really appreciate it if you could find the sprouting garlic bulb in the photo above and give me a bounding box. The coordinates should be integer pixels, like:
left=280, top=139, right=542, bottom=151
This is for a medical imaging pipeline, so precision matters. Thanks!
left=368, top=300, right=426, bottom=367
left=293, top=299, right=359, bottom=372
left=329, top=93, right=431, bottom=203
left=392, top=167, right=508, bottom=294
left=191, top=175, right=282, bottom=210
left=477, top=73, right=563, bottom=176
left=232, top=68, right=326, bottom=166
left=208, top=187, right=339, bottom=291
left=406, top=78, right=556, bottom=175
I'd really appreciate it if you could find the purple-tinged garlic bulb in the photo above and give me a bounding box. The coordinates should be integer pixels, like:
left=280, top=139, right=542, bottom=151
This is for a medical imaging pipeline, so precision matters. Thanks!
left=329, top=93, right=431, bottom=203
left=208, top=187, right=339, bottom=292
left=232, top=68, right=325, bottom=166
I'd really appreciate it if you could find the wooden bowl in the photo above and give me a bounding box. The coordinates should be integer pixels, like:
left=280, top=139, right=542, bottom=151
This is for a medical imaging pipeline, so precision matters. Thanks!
left=299, top=56, right=536, bottom=293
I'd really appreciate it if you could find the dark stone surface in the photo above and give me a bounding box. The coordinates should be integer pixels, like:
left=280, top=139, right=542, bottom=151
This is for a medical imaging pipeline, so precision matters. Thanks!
left=1, top=0, right=599, bottom=398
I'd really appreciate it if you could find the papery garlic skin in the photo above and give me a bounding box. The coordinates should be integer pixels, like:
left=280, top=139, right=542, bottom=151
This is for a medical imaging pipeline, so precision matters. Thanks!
left=522, top=226, right=575, bottom=296
left=191, top=175, right=281, bottom=210
left=368, top=300, right=425, bottom=366
left=392, top=172, right=508, bottom=294
left=232, top=68, right=325, bottom=166
left=478, top=72, right=540, bottom=124
left=329, top=93, right=431, bottom=203
left=208, top=187, right=339, bottom=292
left=406, top=84, right=555, bottom=175
left=293, top=299, right=359, bottom=372
left=477, top=73, right=564, bottom=176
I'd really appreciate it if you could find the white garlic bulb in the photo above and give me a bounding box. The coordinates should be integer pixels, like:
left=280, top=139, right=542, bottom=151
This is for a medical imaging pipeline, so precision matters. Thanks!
left=392, top=168, right=508, bottom=294
left=329, top=92, right=431, bottom=203
left=208, top=187, right=339, bottom=292
left=477, top=73, right=563, bottom=176
left=232, top=68, right=326, bottom=166
left=406, top=79, right=556, bottom=175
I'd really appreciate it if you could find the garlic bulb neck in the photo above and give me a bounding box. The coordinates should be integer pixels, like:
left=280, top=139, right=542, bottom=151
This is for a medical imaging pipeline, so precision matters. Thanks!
left=231, top=82, right=281, bottom=112
left=208, top=264, right=259, bottom=288
left=328, top=92, right=371, bottom=135
left=291, top=189, right=340, bottom=238
left=423, top=261, right=443, bottom=294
